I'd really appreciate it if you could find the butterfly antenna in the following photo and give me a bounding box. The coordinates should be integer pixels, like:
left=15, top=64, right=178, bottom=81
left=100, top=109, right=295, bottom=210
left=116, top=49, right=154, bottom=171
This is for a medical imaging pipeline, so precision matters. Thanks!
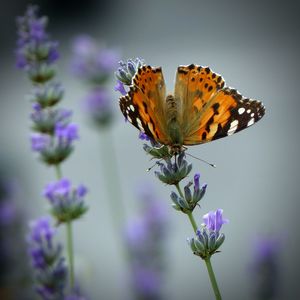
left=186, top=153, right=216, bottom=168
left=146, top=159, right=162, bottom=172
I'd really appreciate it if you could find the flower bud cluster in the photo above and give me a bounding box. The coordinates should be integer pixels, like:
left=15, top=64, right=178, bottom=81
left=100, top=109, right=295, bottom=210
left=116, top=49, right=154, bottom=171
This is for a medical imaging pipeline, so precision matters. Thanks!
left=16, top=5, right=79, bottom=166
left=43, top=179, right=88, bottom=223
left=27, top=217, right=67, bottom=299
left=71, top=35, right=120, bottom=128
left=155, top=152, right=192, bottom=185
left=16, top=5, right=59, bottom=82
left=171, top=173, right=207, bottom=213
left=188, top=209, right=228, bottom=259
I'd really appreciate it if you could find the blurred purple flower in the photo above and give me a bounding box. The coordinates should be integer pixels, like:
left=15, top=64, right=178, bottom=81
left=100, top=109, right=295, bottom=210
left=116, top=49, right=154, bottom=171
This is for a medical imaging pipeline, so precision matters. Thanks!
left=203, top=209, right=229, bottom=233
left=132, top=267, right=162, bottom=299
left=138, top=132, right=150, bottom=141
left=83, top=88, right=114, bottom=126
left=43, top=179, right=88, bottom=222
left=31, top=133, right=51, bottom=151
left=252, top=236, right=281, bottom=300
left=71, top=35, right=119, bottom=82
left=125, top=183, right=168, bottom=300
left=31, top=105, right=73, bottom=134
left=15, top=5, right=59, bottom=71
left=55, top=123, right=79, bottom=144
left=30, top=82, right=64, bottom=108
left=28, top=216, right=67, bottom=299
left=114, top=80, right=127, bottom=96
left=0, top=201, right=17, bottom=226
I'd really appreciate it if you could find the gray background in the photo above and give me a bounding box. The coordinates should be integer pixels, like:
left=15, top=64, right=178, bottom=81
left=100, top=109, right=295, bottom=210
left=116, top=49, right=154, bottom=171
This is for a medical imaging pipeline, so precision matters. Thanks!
left=0, top=0, right=299, bottom=299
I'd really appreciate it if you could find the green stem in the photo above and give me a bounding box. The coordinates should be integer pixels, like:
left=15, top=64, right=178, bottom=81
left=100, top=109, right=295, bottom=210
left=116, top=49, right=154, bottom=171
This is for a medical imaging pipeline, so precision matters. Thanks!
left=175, top=182, right=222, bottom=299
left=175, top=183, right=197, bottom=233
left=55, top=164, right=62, bottom=179
left=175, top=183, right=184, bottom=198
left=99, top=128, right=126, bottom=232
left=187, top=212, right=197, bottom=233
left=54, top=163, right=75, bottom=289
left=205, top=257, right=222, bottom=300
left=66, top=220, right=74, bottom=289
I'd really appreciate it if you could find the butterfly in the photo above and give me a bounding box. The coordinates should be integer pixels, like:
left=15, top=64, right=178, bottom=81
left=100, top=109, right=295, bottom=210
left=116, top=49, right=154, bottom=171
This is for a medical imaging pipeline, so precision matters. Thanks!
left=119, top=64, right=265, bottom=155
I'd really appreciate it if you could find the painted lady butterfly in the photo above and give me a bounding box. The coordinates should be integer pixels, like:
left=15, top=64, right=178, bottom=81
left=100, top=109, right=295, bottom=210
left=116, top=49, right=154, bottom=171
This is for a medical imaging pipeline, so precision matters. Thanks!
left=119, top=64, right=265, bottom=154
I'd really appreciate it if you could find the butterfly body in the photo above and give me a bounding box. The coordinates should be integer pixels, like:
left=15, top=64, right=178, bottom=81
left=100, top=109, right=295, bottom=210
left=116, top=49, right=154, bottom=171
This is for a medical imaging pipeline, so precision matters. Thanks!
left=119, top=64, right=265, bottom=154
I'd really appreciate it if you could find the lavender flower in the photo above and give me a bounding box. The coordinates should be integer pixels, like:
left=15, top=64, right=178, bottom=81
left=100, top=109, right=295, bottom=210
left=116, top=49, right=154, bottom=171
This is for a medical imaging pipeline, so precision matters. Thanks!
left=16, top=5, right=59, bottom=82
left=114, top=80, right=127, bottom=96
left=31, top=104, right=72, bottom=134
left=155, top=152, right=192, bottom=185
left=43, top=179, right=88, bottom=223
left=188, top=209, right=228, bottom=259
left=31, top=133, right=51, bottom=152
left=203, top=209, right=229, bottom=233
left=171, top=173, right=207, bottom=213
left=115, top=58, right=145, bottom=86
left=138, top=131, right=150, bottom=141
left=252, top=236, right=280, bottom=300
left=71, top=35, right=119, bottom=84
left=29, top=82, right=64, bottom=108
left=28, top=216, right=67, bottom=299
left=83, top=88, right=114, bottom=126
left=125, top=184, right=168, bottom=300
left=71, top=35, right=119, bottom=128
left=31, top=123, right=79, bottom=165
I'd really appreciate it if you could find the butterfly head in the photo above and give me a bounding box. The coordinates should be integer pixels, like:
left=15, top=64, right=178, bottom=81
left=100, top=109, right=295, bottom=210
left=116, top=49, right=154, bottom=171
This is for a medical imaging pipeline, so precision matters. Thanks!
left=168, top=144, right=185, bottom=156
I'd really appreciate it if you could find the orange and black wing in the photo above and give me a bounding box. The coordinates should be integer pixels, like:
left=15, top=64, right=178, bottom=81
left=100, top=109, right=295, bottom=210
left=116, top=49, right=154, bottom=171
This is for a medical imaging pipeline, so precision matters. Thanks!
left=174, top=64, right=265, bottom=145
left=119, top=65, right=170, bottom=144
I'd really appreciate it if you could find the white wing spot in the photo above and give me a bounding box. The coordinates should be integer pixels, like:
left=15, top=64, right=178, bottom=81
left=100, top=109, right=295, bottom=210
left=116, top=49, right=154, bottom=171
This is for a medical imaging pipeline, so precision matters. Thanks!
left=251, top=113, right=254, bottom=117
left=247, top=109, right=251, bottom=114
left=127, top=116, right=132, bottom=123
left=130, top=105, right=135, bottom=111
left=148, top=123, right=155, bottom=135
left=136, top=118, right=144, bottom=131
left=247, top=118, right=255, bottom=126
left=238, top=108, right=245, bottom=115
left=227, top=120, right=239, bottom=136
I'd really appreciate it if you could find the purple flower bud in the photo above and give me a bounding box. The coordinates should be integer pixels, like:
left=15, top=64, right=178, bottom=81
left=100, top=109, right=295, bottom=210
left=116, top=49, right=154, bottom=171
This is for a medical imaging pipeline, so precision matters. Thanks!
left=43, top=179, right=88, bottom=222
left=28, top=216, right=55, bottom=245
left=77, top=185, right=88, bottom=197
left=15, top=5, right=59, bottom=72
left=203, top=209, right=229, bottom=233
left=194, top=173, right=200, bottom=191
left=138, top=131, right=150, bottom=141
left=27, top=217, right=67, bottom=299
left=114, top=80, right=127, bottom=96
left=31, top=133, right=51, bottom=151
left=55, top=123, right=79, bottom=143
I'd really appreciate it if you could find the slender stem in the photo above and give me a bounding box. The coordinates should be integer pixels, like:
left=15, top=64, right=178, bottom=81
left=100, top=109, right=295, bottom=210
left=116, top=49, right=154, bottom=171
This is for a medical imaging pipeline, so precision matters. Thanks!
left=54, top=163, right=75, bottom=289
left=175, top=183, right=198, bottom=233
left=175, top=182, right=222, bottom=299
left=66, top=220, right=74, bottom=289
left=99, top=128, right=126, bottom=232
left=175, top=183, right=184, bottom=198
left=187, top=212, right=197, bottom=233
left=55, top=164, right=62, bottom=179
left=205, top=257, right=222, bottom=300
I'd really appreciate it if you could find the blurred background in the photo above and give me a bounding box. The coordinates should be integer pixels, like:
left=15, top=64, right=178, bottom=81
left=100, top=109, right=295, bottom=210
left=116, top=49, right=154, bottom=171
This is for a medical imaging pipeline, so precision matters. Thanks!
left=1, top=0, right=299, bottom=299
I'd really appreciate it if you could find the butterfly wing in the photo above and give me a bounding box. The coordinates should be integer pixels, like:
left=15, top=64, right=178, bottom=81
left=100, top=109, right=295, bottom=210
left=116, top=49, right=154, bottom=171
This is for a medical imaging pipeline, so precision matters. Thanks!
left=119, top=65, right=170, bottom=144
left=174, top=64, right=265, bottom=145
